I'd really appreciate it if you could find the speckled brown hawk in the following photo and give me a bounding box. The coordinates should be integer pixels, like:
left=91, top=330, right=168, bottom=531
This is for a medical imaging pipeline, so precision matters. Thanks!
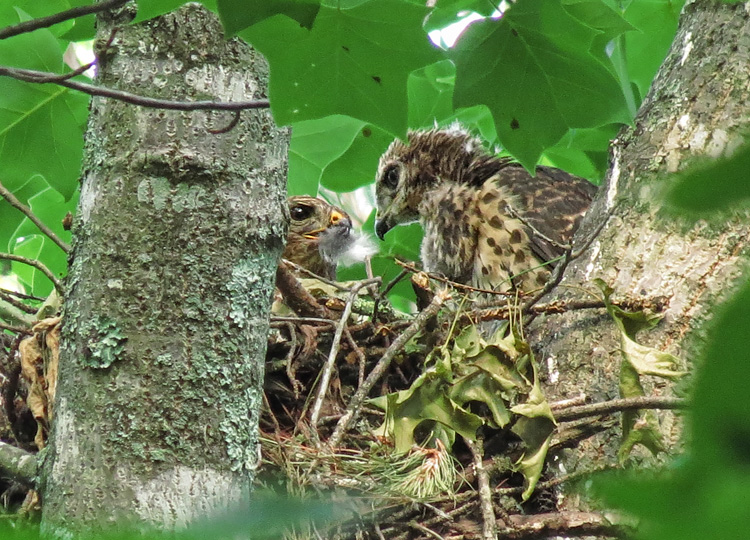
left=283, top=196, right=355, bottom=280
left=374, top=128, right=597, bottom=293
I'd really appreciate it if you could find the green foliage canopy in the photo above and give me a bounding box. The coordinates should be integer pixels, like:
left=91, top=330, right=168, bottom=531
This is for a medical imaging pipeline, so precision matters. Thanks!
left=0, top=0, right=684, bottom=299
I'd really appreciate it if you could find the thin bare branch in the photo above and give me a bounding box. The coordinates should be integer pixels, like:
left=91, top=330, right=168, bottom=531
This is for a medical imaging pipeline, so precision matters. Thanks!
left=0, top=253, right=64, bottom=295
left=553, top=395, right=688, bottom=422
left=310, top=279, right=380, bottom=430
left=0, top=0, right=129, bottom=40
left=0, top=179, right=71, bottom=253
left=465, top=437, right=496, bottom=540
left=328, top=288, right=449, bottom=448
left=0, top=289, right=38, bottom=315
left=0, top=65, right=270, bottom=111
left=0, top=322, right=32, bottom=334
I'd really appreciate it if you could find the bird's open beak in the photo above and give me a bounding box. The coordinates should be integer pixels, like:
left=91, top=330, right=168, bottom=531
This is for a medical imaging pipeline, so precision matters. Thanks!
left=375, top=218, right=392, bottom=240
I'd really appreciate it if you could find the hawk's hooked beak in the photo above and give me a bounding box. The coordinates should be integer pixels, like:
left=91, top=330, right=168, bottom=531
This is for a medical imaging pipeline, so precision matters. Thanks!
left=375, top=218, right=392, bottom=240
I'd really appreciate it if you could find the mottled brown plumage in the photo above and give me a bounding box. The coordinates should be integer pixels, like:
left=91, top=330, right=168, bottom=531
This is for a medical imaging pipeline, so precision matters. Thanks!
left=283, top=196, right=354, bottom=280
left=374, top=128, right=596, bottom=293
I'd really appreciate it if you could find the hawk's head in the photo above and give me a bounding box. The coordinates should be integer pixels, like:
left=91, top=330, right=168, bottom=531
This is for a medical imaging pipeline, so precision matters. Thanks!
left=284, top=196, right=354, bottom=280
left=374, top=128, right=489, bottom=240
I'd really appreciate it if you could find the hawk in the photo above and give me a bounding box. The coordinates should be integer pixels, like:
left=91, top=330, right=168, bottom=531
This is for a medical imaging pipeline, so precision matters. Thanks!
left=283, top=196, right=356, bottom=280
left=374, top=128, right=596, bottom=293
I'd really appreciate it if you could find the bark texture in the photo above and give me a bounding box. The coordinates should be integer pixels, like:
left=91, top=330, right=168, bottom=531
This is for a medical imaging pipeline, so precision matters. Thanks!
left=40, top=4, right=288, bottom=534
left=530, top=0, right=750, bottom=510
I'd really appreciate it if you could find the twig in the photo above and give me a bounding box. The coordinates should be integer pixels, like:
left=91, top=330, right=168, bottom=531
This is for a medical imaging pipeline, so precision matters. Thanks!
left=0, top=0, right=129, bottom=40
left=0, top=322, right=32, bottom=335
left=408, top=521, right=444, bottom=540
left=499, top=511, right=633, bottom=539
left=0, top=441, right=37, bottom=486
left=309, top=279, right=379, bottom=429
left=465, top=437, right=496, bottom=540
left=0, top=289, right=38, bottom=315
left=395, top=259, right=518, bottom=298
left=495, top=465, right=614, bottom=497
left=553, top=396, right=688, bottom=422
left=0, top=65, right=271, bottom=111
left=344, top=327, right=367, bottom=389
left=523, top=209, right=612, bottom=315
left=281, top=259, right=350, bottom=291
left=328, top=289, right=449, bottom=448
left=0, top=287, right=44, bottom=302
left=271, top=316, right=337, bottom=326
left=207, top=110, right=241, bottom=134
left=0, top=253, right=63, bottom=295
left=372, top=268, right=408, bottom=323
left=0, top=179, right=71, bottom=253
left=276, top=262, right=333, bottom=319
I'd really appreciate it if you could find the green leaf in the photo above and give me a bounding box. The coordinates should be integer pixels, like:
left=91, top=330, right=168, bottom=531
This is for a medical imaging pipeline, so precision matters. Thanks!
left=510, top=361, right=555, bottom=500
left=618, top=0, right=685, bottom=101
left=9, top=184, right=77, bottom=297
left=289, top=115, right=366, bottom=195
left=372, top=371, right=483, bottom=452
left=424, top=0, right=500, bottom=33
left=321, top=123, right=393, bottom=192
left=132, top=0, right=218, bottom=24
left=0, top=20, right=88, bottom=201
left=240, top=0, right=442, bottom=136
left=451, top=0, right=630, bottom=169
left=407, top=60, right=456, bottom=128
left=217, top=0, right=321, bottom=34
left=665, top=144, right=750, bottom=216
left=543, top=124, right=621, bottom=181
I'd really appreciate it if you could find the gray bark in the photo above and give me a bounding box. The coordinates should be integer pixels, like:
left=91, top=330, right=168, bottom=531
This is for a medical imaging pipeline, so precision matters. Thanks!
left=530, top=0, right=750, bottom=510
left=40, top=4, right=288, bottom=535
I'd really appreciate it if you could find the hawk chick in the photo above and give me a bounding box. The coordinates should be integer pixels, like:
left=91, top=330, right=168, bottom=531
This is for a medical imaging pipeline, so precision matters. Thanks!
left=284, top=196, right=372, bottom=280
left=374, top=128, right=596, bottom=293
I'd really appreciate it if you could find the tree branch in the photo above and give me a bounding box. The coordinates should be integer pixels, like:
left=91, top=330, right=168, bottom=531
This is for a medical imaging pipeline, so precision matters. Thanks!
left=0, top=65, right=271, bottom=111
left=328, top=289, right=449, bottom=448
left=0, top=253, right=64, bottom=295
left=0, top=179, right=71, bottom=254
left=553, top=395, right=688, bottom=422
left=499, top=511, right=634, bottom=539
left=310, top=278, right=381, bottom=430
left=0, top=441, right=37, bottom=486
left=0, top=0, right=129, bottom=40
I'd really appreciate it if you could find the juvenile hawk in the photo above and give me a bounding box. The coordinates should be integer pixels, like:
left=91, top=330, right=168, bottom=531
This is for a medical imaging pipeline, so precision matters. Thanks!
left=283, top=196, right=356, bottom=280
left=374, top=128, right=596, bottom=293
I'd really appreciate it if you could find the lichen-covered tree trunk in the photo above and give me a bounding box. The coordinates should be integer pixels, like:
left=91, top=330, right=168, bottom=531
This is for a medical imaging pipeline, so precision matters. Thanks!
left=40, top=5, right=288, bottom=535
left=530, top=0, right=750, bottom=510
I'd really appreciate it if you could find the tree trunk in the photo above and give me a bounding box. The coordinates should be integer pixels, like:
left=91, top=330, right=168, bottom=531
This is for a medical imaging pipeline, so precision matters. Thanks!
left=39, top=4, right=288, bottom=535
left=531, top=0, right=750, bottom=510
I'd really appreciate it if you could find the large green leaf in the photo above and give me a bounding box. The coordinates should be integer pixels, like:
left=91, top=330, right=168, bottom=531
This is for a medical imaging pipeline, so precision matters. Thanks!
left=288, top=115, right=366, bottom=195
left=9, top=183, right=77, bottom=297
left=240, top=0, right=443, bottom=136
left=451, top=0, right=630, bottom=169
left=617, top=0, right=685, bottom=102
left=407, top=60, right=456, bottom=128
left=217, top=0, right=320, bottom=34
left=321, top=124, right=392, bottom=192
left=131, top=0, right=218, bottom=24
left=0, top=13, right=87, bottom=201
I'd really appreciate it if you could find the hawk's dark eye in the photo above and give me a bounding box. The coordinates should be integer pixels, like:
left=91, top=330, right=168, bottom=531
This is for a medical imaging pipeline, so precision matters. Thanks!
left=382, top=164, right=400, bottom=189
left=290, top=204, right=313, bottom=221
